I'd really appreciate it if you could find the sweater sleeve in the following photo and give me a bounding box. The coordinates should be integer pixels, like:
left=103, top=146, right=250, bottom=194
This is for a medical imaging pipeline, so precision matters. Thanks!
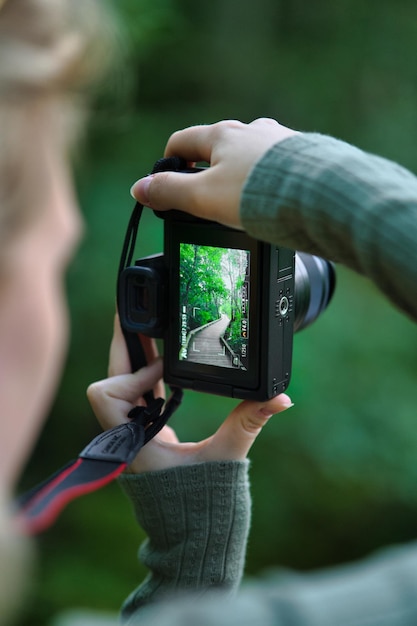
left=241, top=133, right=417, bottom=322
left=118, top=541, right=417, bottom=626
left=117, top=460, right=251, bottom=623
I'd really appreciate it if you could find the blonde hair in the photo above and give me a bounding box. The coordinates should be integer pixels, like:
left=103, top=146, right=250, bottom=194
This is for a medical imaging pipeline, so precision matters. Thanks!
left=0, top=0, right=113, bottom=251
left=0, top=1, right=113, bottom=616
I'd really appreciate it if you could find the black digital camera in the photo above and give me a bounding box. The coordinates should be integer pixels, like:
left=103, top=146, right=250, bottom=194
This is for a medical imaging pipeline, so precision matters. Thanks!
left=118, top=158, right=335, bottom=401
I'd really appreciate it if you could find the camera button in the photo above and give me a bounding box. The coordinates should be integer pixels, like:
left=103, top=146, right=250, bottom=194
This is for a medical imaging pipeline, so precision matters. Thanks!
left=278, top=296, right=289, bottom=317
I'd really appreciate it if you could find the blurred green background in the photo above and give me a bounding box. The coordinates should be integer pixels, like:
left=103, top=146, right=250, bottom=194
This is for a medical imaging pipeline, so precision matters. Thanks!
left=17, top=0, right=417, bottom=623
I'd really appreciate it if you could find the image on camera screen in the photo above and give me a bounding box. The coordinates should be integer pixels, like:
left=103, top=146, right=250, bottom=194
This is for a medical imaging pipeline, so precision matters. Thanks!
left=179, top=243, right=250, bottom=370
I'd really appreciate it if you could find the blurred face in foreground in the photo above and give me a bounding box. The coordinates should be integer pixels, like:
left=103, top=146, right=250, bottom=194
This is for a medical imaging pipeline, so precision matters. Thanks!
left=0, top=111, right=83, bottom=495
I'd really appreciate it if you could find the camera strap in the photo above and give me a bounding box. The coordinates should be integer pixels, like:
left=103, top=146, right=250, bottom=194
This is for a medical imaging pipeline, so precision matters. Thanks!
left=15, top=394, right=182, bottom=535
left=15, top=158, right=185, bottom=535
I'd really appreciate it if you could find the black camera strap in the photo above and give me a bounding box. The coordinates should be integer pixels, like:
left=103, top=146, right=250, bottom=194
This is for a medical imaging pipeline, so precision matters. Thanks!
left=16, top=158, right=185, bottom=535
left=15, top=394, right=182, bottom=535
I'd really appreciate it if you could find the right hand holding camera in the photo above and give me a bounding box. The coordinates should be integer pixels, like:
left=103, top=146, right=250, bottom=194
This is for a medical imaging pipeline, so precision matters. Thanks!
left=130, top=118, right=299, bottom=229
left=87, top=314, right=294, bottom=474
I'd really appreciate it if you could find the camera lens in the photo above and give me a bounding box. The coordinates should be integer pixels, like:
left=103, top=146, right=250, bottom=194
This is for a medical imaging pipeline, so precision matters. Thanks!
left=294, top=252, right=336, bottom=332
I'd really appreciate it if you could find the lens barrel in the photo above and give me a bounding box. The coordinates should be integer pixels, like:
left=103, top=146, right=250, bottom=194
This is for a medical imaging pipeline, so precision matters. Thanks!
left=294, top=252, right=336, bottom=332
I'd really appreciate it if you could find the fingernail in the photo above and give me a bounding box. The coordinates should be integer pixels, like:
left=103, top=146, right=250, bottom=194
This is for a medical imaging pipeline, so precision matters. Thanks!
left=280, top=395, right=294, bottom=409
left=260, top=395, right=294, bottom=417
left=130, top=175, right=154, bottom=206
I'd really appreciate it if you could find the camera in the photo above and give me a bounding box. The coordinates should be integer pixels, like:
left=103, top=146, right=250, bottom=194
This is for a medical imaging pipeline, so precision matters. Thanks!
left=118, top=160, right=335, bottom=401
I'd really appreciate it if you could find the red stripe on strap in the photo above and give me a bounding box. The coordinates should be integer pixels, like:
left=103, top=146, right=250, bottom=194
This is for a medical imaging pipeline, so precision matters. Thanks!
left=16, top=460, right=127, bottom=535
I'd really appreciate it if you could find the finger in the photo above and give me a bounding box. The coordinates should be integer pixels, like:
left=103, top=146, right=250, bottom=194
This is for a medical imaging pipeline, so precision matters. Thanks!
left=109, top=316, right=161, bottom=376
left=108, top=313, right=132, bottom=377
left=130, top=168, right=211, bottom=216
left=206, top=393, right=294, bottom=461
left=140, top=335, right=160, bottom=362
left=131, top=166, right=242, bottom=228
left=164, top=124, right=216, bottom=163
left=130, top=123, right=217, bottom=211
left=87, top=358, right=164, bottom=431
left=108, top=316, right=164, bottom=398
left=138, top=335, right=165, bottom=399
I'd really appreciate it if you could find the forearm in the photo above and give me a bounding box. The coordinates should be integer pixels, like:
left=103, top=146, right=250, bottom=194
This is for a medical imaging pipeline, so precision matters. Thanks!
left=241, top=133, right=417, bottom=321
left=118, top=460, right=251, bottom=623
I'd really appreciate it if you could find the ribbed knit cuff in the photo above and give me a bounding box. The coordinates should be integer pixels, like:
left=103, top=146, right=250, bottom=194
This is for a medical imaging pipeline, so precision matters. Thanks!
left=118, top=461, right=251, bottom=620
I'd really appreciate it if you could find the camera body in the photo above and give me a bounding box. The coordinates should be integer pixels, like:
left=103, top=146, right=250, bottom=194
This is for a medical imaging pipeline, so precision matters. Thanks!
left=118, top=209, right=295, bottom=400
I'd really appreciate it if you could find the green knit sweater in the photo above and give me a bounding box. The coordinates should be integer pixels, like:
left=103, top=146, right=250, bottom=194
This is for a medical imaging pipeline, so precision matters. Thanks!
left=241, top=134, right=417, bottom=322
left=118, top=461, right=251, bottom=619
left=51, top=133, right=417, bottom=626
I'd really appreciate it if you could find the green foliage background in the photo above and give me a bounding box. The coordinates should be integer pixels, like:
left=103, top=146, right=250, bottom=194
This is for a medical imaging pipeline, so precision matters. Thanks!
left=17, top=0, right=417, bottom=623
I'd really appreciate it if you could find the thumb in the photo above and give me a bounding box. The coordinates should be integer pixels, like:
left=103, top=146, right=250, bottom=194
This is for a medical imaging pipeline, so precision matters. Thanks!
left=130, top=170, right=205, bottom=216
left=207, top=393, right=294, bottom=461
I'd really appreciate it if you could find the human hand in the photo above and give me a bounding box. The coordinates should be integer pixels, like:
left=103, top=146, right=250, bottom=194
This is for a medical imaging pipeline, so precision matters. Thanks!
left=87, top=314, right=293, bottom=474
left=130, top=118, right=299, bottom=229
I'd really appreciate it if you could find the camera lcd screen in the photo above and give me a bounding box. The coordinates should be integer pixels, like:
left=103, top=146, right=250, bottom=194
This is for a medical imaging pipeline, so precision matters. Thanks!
left=178, top=243, right=250, bottom=371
